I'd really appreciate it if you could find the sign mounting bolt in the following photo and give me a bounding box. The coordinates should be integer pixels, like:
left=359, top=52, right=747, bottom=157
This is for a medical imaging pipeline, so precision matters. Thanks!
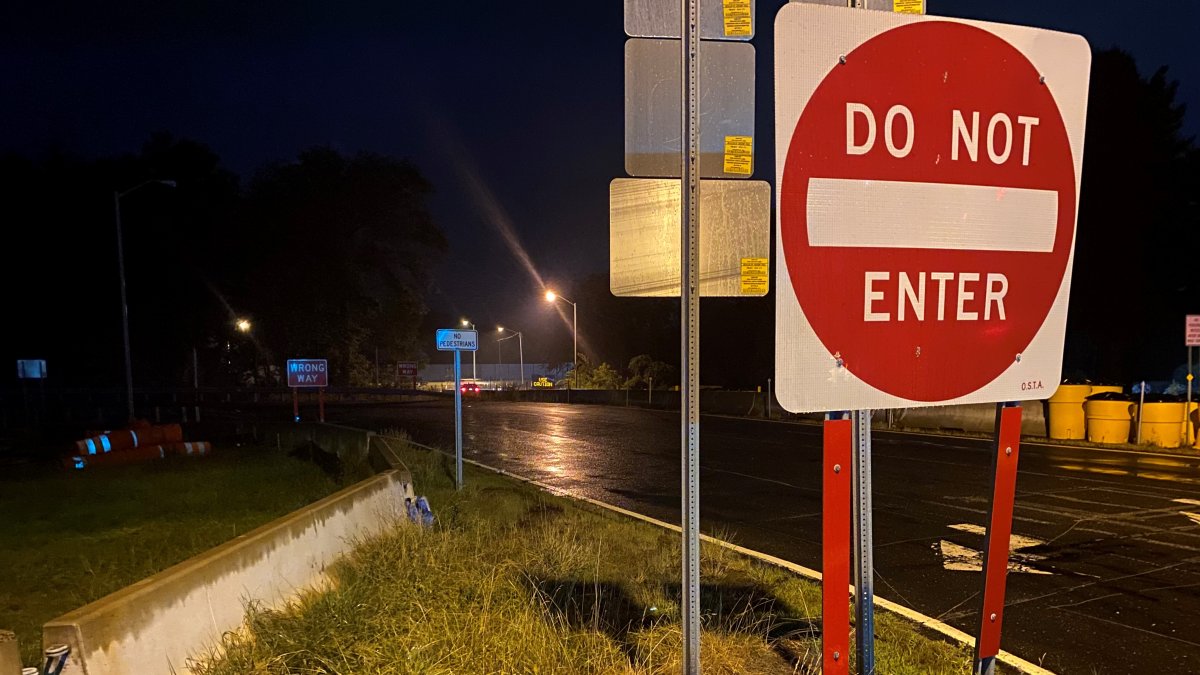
left=1039, top=75, right=1046, bottom=84
left=1015, top=353, right=1022, bottom=363
left=1005, top=446, right=1012, bottom=456
left=834, top=464, right=842, bottom=474
left=838, top=55, right=847, bottom=65
left=990, top=612, right=997, bottom=622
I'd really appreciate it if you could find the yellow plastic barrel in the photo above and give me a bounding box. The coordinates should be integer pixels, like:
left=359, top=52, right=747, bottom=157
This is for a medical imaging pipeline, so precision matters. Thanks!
left=1137, top=402, right=1186, bottom=448
left=1090, top=385, right=1123, bottom=397
left=1187, top=402, right=1199, bottom=447
left=1048, top=384, right=1091, bottom=440
left=1085, top=399, right=1133, bottom=444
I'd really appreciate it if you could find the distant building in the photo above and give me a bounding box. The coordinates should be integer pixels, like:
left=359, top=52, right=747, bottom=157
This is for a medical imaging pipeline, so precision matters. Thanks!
left=418, top=363, right=566, bottom=391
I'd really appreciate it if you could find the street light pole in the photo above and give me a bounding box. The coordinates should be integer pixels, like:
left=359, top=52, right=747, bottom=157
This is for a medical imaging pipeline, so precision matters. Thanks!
left=115, top=191, right=134, bottom=421
left=544, top=291, right=578, bottom=390
left=498, top=327, right=525, bottom=389
left=114, top=179, right=175, bottom=422
left=461, top=319, right=477, bottom=381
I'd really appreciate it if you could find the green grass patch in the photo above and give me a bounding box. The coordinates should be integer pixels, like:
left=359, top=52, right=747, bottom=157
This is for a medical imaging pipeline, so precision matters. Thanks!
left=195, top=436, right=996, bottom=674
left=0, top=447, right=341, bottom=665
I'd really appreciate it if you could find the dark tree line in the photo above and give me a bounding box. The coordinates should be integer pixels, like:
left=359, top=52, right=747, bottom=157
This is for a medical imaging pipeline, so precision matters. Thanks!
left=1065, top=49, right=1199, bottom=383
left=1, top=135, right=444, bottom=388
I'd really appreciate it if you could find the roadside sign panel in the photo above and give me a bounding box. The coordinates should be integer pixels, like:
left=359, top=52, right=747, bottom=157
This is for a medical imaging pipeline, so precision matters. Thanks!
left=624, top=0, right=755, bottom=40
left=436, top=329, right=479, bottom=352
left=610, top=178, right=770, bottom=296
left=625, top=39, right=754, bottom=178
left=16, top=360, right=47, bottom=379
left=774, top=4, right=1090, bottom=412
left=397, top=361, right=418, bottom=377
left=1187, top=316, right=1200, bottom=347
left=287, top=359, right=328, bottom=387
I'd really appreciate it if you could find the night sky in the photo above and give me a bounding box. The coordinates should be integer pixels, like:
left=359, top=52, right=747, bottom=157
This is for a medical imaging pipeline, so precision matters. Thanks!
left=3, top=0, right=1197, bottom=368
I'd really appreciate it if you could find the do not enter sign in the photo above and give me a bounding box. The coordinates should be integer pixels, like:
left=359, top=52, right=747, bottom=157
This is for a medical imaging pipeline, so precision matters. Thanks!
left=774, top=5, right=1090, bottom=412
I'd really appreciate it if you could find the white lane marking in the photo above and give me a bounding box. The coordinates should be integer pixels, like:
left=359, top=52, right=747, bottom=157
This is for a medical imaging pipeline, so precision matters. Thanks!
left=936, top=540, right=1053, bottom=575
left=938, top=523, right=1052, bottom=574
left=1182, top=512, right=1200, bottom=526
left=1175, top=498, right=1200, bottom=507
left=948, top=523, right=1047, bottom=552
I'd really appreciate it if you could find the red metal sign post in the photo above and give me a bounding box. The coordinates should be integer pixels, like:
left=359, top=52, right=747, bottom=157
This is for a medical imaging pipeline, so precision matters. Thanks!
left=822, top=415, right=852, bottom=675
left=974, top=403, right=1023, bottom=675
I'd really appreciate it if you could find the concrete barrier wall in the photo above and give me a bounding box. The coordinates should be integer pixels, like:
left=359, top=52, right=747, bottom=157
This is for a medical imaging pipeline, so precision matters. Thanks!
left=44, top=467, right=415, bottom=675
left=894, top=402, right=1048, bottom=437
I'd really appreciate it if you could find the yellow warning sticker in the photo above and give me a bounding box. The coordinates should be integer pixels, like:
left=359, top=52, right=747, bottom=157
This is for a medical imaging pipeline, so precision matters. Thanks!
left=723, top=0, right=752, bottom=37
left=723, top=135, right=753, bottom=175
left=893, top=0, right=924, bottom=13
left=740, top=257, right=769, bottom=295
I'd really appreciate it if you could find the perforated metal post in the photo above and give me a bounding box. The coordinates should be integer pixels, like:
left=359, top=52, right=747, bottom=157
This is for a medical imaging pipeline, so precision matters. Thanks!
left=454, top=349, right=463, bottom=490
left=680, top=0, right=702, bottom=669
left=852, top=409, right=875, bottom=673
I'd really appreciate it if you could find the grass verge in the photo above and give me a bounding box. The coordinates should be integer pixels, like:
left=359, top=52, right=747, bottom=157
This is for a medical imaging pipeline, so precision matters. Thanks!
left=195, top=435, right=997, bottom=674
left=0, top=446, right=341, bottom=665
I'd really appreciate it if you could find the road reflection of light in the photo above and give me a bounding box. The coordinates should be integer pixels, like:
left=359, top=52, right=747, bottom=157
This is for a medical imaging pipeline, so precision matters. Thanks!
left=530, top=414, right=589, bottom=481
left=1053, top=463, right=1200, bottom=485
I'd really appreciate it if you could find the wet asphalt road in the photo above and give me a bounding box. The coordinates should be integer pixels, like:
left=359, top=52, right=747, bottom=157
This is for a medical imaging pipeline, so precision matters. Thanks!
left=333, top=399, right=1200, bottom=674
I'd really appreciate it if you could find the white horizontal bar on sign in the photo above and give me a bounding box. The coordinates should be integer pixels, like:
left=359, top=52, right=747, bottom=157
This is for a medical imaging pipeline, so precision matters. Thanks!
left=806, top=178, right=1058, bottom=252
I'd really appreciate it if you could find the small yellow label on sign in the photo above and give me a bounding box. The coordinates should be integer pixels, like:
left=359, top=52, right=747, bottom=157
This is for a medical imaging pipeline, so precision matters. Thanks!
left=740, top=257, right=769, bottom=295
left=723, top=0, right=752, bottom=37
left=893, top=0, right=924, bottom=13
left=723, top=135, right=753, bottom=175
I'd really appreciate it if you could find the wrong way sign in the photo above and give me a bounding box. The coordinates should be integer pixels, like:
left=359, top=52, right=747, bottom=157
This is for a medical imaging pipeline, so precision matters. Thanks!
left=775, top=5, right=1090, bottom=412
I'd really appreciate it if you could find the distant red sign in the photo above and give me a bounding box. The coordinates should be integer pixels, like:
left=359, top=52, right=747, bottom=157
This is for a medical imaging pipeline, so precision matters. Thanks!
left=1187, top=316, right=1200, bottom=347
left=287, top=359, right=328, bottom=387
left=397, top=361, right=418, bottom=377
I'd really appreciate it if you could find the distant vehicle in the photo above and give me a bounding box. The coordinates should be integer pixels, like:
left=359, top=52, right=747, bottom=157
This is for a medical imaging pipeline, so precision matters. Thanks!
left=460, top=382, right=481, bottom=396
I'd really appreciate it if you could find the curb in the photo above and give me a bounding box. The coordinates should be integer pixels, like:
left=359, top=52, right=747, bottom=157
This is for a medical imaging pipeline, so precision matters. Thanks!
left=377, top=435, right=1055, bottom=675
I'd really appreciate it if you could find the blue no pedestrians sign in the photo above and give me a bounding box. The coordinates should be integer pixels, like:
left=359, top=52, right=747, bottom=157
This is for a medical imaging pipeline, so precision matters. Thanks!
left=436, top=329, right=479, bottom=351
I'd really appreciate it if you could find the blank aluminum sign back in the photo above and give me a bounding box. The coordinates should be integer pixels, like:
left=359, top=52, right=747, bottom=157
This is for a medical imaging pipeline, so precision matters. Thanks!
left=624, top=0, right=755, bottom=40
left=625, top=39, right=754, bottom=179
left=611, top=178, right=770, bottom=297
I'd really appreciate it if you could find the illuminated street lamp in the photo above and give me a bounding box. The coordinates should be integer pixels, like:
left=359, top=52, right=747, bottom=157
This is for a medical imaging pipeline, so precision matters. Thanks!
left=497, top=326, right=525, bottom=389
left=460, top=319, right=477, bottom=380
left=235, top=318, right=252, bottom=333
left=544, top=290, right=577, bottom=389
left=115, top=178, right=176, bottom=421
